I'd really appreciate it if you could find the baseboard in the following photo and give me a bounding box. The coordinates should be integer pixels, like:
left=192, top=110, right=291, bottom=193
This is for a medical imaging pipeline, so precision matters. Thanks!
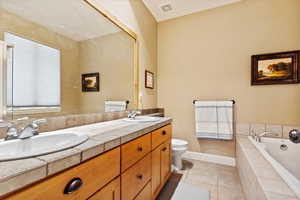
left=182, top=151, right=236, bottom=167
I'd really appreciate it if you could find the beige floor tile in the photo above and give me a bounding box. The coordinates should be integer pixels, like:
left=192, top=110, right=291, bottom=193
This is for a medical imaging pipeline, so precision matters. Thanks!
left=218, top=172, right=242, bottom=190
left=218, top=186, right=245, bottom=200
left=179, top=159, right=246, bottom=200
left=185, top=170, right=219, bottom=186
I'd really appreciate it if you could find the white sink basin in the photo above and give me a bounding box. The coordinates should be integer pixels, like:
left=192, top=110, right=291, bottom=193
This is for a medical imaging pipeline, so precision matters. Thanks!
left=0, top=133, right=88, bottom=161
left=122, top=116, right=161, bottom=122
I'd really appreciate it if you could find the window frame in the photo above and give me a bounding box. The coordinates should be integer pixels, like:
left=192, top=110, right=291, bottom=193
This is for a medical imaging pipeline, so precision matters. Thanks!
left=4, top=31, right=62, bottom=113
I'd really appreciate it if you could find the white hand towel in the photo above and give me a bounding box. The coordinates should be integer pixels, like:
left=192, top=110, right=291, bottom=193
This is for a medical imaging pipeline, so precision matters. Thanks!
left=195, top=100, right=233, bottom=140
left=105, top=101, right=128, bottom=112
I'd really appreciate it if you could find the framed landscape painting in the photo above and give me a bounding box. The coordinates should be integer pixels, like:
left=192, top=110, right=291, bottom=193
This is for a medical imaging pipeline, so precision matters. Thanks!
left=251, top=51, right=300, bottom=85
left=82, top=72, right=100, bottom=92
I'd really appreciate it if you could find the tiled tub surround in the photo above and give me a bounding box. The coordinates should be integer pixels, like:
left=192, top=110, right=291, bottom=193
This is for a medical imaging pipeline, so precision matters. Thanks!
left=235, top=123, right=300, bottom=139
left=0, top=117, right=171, bottom=197
left=0, top=108, right=164, bottom=139
left=237, top=138, right=299, bottom=200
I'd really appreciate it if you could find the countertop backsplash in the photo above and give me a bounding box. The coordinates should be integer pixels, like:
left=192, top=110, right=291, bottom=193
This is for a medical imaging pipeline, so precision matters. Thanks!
left=0, top=108, right=164, bottom=139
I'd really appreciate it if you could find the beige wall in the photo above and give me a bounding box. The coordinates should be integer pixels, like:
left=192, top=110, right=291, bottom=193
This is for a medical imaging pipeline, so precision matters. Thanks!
left=0, top=8, right=81, bottom=116
left=97, top=0, right=158, bottom=109
left=79, top=31, right=134, bottom=113
left=157, top=0, right=300, bottom=156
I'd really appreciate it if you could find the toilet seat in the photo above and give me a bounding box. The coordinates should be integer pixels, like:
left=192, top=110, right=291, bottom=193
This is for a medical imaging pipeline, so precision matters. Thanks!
left=172, top=147, right=187, bottom=153
left=172, top=139, right=188, bottom=148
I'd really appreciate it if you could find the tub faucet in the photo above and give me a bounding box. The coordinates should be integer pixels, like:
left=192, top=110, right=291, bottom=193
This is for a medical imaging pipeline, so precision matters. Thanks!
left=257, top=131, right=279, bottom=142
left=250, top=130, right=257, bottom=140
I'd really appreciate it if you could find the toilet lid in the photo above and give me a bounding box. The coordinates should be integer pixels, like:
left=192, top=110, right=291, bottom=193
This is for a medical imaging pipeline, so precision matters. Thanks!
left=172, top=139, right=188, bottom=147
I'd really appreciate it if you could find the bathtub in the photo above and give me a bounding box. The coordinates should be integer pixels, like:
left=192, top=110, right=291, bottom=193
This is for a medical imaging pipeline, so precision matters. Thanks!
left=248, top=136, right=300, bottom=198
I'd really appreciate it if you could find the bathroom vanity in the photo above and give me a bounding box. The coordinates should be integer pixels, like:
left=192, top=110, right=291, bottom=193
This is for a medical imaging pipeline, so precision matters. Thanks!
left=0, top=119, right=172, bottom=200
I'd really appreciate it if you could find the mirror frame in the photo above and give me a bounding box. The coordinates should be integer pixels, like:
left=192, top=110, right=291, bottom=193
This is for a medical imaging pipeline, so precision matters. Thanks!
left=85, top=0, right=140, bottom=110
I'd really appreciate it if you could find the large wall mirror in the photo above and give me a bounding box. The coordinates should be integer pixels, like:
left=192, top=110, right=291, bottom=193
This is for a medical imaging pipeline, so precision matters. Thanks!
left=0, top=0, right=138, bottom=120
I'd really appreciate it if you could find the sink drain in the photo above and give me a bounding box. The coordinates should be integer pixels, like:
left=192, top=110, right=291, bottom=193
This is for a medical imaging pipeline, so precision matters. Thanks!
left=280, top=144, right=288, bottom=151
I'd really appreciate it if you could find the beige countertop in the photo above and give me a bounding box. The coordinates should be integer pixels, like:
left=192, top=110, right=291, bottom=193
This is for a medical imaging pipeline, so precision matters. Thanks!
left=0, top=116, right=172, bottom=197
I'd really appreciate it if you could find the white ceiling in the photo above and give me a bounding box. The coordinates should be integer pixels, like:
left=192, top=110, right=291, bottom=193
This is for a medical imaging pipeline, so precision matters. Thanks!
left=0, top=0, right=121, bottom=41
left=142, top=0, right=242, bottom=22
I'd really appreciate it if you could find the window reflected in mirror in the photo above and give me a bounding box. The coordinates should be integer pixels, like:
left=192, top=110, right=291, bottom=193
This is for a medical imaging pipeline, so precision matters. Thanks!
left=5, top=32, right=61, bottom=114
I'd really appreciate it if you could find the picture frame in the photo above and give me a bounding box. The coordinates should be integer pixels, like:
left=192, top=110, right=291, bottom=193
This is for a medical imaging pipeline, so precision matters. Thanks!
left=145, top=70, right=154, bottom=89
left=251, top=50, right=300, bottom=85
left=82, top=72, right=100, bottom=92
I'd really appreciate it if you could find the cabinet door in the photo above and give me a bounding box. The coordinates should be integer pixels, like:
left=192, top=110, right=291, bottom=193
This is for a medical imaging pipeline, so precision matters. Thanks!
left=161, top=141, right=171, bottom=183
left=89, top=177, right=120, bottom=200
left=134, top=181, right=152, bottom=200
left=151, top=146, right=161, bottom=196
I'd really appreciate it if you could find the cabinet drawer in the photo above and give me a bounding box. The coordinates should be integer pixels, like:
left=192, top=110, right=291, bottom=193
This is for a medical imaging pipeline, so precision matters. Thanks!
left=6, top=147, right=121, bottom=200
left=88, top=177, right=120, bottom=200
left=134, top=181, right=151, bottom=200
left=121, top=153, right=151, bottom=200
left=152, top=124, right=172, bottom=149
left=121, top=133, right=151, bottom=172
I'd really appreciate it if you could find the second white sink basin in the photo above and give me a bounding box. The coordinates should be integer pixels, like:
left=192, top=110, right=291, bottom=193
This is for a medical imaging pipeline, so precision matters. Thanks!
left=0, top=133, right=88, bottom=161
left=122, top=116, right=161, bottom=122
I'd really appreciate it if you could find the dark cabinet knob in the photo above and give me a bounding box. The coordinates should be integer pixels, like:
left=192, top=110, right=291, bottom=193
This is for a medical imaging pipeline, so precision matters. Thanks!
left=162, top=147, right=167, bottom=151
left=162, top=130, right=166, bottom=135
left=137, top=146, right=143, bottom=152
left=64, top=177, right=83, bottom=195
left=136, top=174, right=143, bottom=179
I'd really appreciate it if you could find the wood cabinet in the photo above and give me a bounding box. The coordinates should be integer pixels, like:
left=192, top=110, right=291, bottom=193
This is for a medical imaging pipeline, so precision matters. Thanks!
left=152, top=124, right=172, bottom=149
left=3, top=124, right=172, bottom=200
left=161, top=141, right=171, bottom=183
left=151, top=141, right=171, bottom=198
left=88, top=177, right=120, bottom=200
left=121, top=153, right=151, bottom=200
left=121, top=133, right=151, bottom=172
left=151, top=146, right=161, bottom=196
left=134, top=181, right=152, bottom=200
left=4, top=147, right=120, bottom=200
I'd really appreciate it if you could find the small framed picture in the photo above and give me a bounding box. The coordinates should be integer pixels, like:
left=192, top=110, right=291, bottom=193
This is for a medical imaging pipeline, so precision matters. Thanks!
left=82, top=72, right=99, bottom=92
left=145, top=70, right=154, bottom=89
left=251, top=50, right=300, bottom=85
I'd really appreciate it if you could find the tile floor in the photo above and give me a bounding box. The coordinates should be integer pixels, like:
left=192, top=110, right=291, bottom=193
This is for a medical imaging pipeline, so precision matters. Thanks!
left=178, top=159, right=246, bottom=200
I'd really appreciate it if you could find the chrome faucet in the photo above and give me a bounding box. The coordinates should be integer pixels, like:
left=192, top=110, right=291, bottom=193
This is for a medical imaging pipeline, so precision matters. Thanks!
left=18, top=119, right=47, bottom=139
left=127, top=110, right=141, bottom=119
left=3, top=123, right=19, bottom=140
left=250, top=130, right=257, bottom=140
left=256, top=131, right=279, bottom=142
left=1, top=118, right=46, bottom=140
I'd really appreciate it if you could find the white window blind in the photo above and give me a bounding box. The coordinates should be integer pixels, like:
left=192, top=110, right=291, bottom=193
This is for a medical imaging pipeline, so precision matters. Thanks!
left=5, top=32, right=61, bottom=107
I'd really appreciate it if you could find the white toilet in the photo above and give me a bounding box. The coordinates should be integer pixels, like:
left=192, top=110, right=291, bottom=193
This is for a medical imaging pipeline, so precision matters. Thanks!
left=172, top=138, right=188, bottom=170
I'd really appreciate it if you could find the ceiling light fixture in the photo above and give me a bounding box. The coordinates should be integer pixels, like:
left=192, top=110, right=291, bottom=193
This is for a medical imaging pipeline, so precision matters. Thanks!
left=161, top=4, right=172, bottom=12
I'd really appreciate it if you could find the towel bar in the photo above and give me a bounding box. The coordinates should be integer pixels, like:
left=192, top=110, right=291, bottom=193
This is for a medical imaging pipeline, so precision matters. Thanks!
left=192, top=100, right=235, bottom=104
